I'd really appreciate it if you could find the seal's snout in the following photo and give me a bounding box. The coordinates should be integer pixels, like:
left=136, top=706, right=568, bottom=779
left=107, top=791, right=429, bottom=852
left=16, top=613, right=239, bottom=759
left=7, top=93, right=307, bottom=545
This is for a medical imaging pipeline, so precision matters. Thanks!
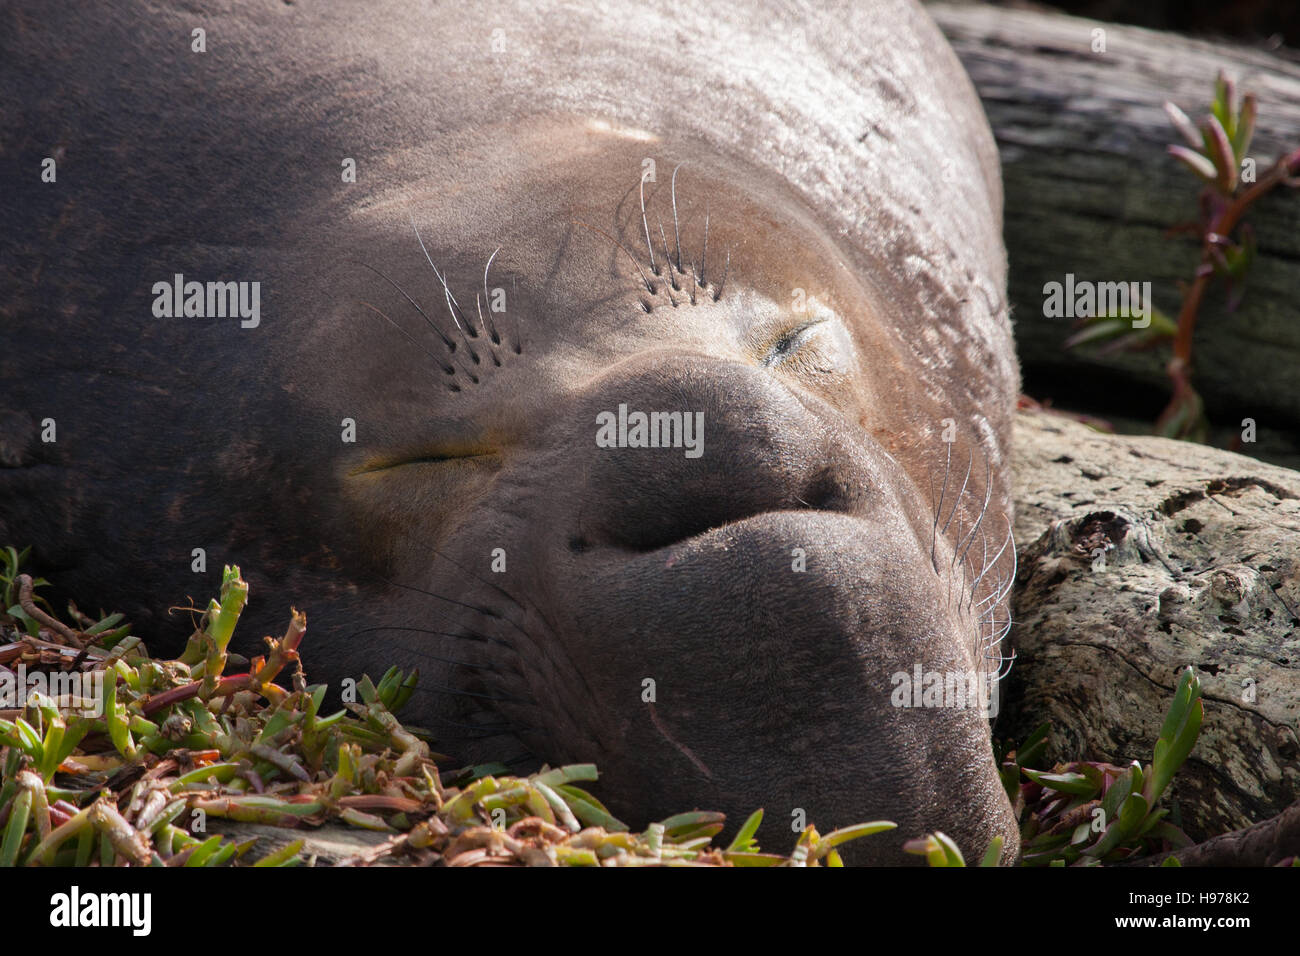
left=504, top=355, right=1020, bottom=863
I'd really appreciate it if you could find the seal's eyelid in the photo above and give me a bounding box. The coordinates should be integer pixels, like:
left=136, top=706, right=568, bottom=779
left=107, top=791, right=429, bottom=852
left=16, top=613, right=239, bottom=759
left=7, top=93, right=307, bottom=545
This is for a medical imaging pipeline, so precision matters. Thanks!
left=763, top=317, right=830, bottom=366
left=350, top=449, right=499, bottom=475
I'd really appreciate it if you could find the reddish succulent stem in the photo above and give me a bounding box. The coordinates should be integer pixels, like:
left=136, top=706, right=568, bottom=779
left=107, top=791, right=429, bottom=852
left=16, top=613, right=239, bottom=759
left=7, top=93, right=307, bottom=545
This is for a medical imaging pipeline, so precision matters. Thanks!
left=141, top=612, right=305, bottom=716
left=142, top=673, right=250, bottom=716
left=1161, top=147, right=1300, bottom=430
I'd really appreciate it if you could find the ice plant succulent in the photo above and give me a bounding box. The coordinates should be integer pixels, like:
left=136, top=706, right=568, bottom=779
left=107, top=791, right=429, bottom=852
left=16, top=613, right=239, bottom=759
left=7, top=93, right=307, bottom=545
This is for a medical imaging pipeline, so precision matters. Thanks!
left=0, top=553, right=891, bottom=866
left=1066, top=71, right=1300, bottom=442
left=1000, top=668, right=1202, bottom=866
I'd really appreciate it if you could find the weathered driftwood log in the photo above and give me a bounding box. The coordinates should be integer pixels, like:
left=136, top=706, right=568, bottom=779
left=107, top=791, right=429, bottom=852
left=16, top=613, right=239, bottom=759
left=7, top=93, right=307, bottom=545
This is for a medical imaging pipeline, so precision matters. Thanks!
left=1005, top=407, right=1300, bottom=844
left=1128, top=796, right=1300, bottom=866
left=208, top=819, right=394, bottom=867
left=930, top=3, right=1300, bottom=437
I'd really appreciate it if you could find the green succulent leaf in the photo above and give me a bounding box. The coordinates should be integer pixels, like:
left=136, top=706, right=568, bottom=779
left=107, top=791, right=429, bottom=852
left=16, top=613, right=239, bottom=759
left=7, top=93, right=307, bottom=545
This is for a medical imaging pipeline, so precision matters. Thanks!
left=1022, top=769, right=1099, bottom=797
left=1168, top=144, right=1217, bottom=182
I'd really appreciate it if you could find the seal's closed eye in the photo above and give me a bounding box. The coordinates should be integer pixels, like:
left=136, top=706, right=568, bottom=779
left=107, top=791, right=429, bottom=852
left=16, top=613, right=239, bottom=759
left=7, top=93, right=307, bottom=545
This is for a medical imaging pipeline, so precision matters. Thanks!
left=350, top=449, right=500, bottom=475
left=764, top=317, right=829, bottom=366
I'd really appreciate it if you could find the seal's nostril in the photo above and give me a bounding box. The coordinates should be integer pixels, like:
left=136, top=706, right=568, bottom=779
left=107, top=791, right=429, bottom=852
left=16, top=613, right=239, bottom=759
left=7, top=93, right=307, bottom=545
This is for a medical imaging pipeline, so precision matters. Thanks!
left=568, top=536, right=589, bottom=553
left=802, top=467, right=851, bottom=512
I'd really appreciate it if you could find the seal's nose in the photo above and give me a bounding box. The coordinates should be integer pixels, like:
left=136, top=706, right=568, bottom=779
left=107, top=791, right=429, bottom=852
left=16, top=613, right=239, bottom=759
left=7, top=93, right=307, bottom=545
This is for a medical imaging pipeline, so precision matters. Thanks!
left=581, top=355, right=872, bottom=552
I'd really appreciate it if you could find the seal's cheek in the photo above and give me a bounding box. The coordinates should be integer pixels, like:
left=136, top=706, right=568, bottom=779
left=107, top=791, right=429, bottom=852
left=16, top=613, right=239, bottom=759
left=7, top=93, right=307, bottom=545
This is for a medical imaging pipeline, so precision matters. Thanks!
left=340, top=448, right=504, bottom=559
left=556, top=510, right=1018, bottom=864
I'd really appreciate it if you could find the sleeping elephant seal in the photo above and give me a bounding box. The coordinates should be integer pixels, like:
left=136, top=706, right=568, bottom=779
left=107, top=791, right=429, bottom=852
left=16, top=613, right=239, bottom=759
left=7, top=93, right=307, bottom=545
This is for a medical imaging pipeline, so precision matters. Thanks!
left=0, top=0, right=1020, bottom=863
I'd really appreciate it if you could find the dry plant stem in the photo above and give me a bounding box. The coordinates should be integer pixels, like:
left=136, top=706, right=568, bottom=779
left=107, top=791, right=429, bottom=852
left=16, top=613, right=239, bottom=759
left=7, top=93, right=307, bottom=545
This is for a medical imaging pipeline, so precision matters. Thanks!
left=16, top=575, right=84, bottom=647
left=1163, top=147, right=1300, bottom=424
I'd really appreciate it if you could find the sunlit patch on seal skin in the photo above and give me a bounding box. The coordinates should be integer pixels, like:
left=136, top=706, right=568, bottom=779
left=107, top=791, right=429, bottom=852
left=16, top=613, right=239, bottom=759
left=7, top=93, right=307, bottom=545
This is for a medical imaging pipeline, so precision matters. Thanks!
left=585, top=118, right=660, bottom=142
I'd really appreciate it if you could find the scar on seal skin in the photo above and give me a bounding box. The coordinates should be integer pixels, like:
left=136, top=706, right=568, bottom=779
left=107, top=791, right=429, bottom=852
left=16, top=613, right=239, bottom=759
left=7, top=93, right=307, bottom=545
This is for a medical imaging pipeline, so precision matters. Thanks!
left=0, top=0, right=1021, bottom=863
